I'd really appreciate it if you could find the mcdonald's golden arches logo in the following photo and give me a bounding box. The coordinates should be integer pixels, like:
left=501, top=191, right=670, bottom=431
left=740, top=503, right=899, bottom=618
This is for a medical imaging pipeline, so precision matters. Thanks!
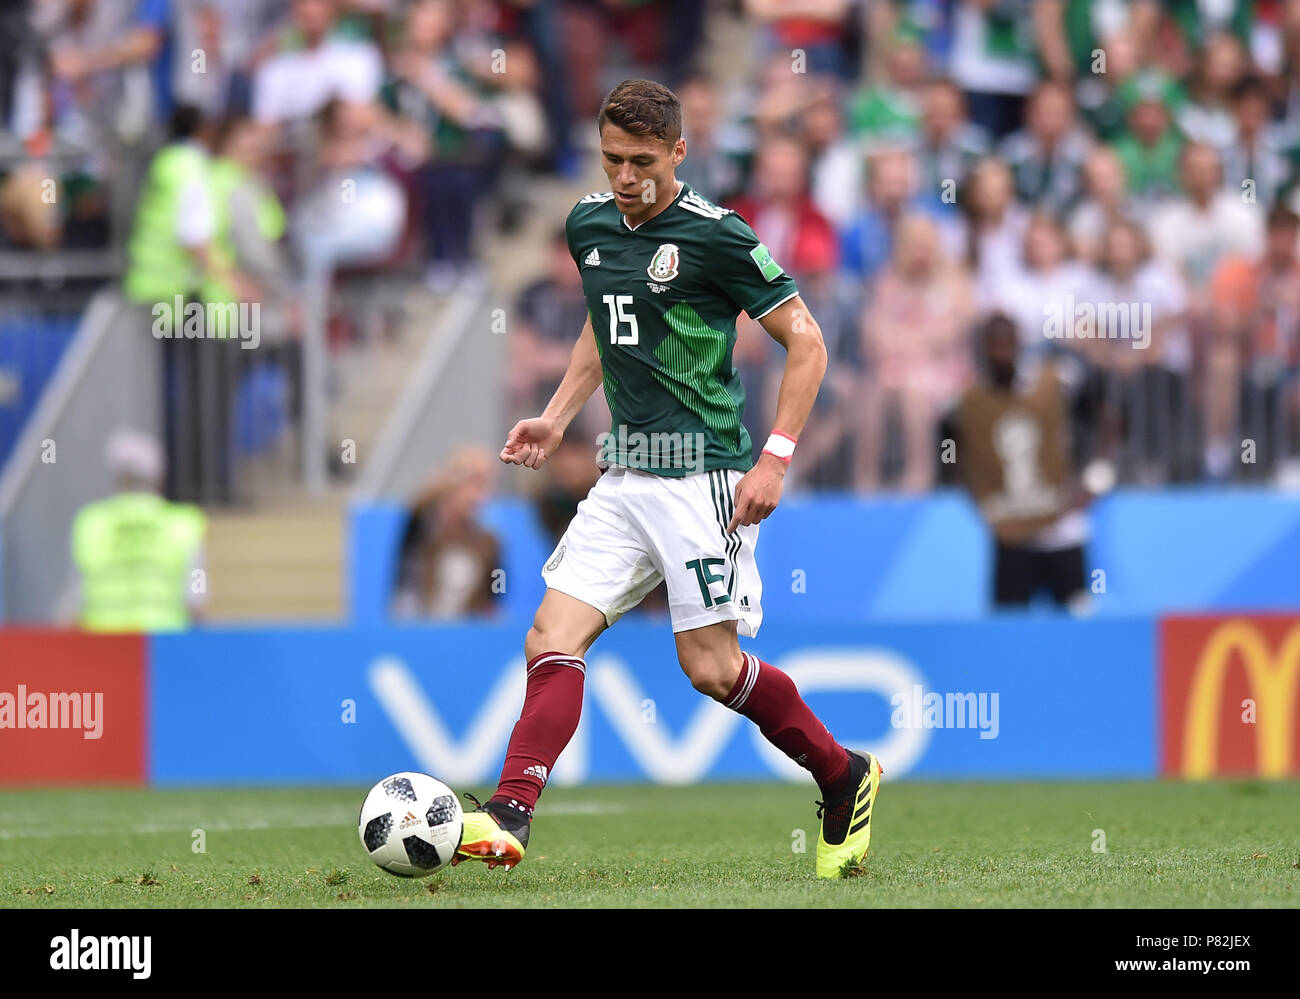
left=1161, top=616, right=1300, bottom=778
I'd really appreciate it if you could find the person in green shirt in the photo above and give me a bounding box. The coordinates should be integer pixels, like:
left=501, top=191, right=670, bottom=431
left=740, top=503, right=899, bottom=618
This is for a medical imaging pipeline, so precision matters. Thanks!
left=849, top=33, right=926, bottom=142
left=1112, top=74, right=1186, bottom=200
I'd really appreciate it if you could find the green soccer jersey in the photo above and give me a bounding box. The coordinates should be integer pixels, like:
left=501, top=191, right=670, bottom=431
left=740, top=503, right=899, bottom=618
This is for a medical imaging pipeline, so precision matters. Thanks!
left=565, top=182, right=799, bottom=477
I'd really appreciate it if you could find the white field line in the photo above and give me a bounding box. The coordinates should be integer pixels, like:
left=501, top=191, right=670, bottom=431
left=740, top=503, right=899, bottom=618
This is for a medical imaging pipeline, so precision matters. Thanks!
left=0, top=801, right=627, bottom=840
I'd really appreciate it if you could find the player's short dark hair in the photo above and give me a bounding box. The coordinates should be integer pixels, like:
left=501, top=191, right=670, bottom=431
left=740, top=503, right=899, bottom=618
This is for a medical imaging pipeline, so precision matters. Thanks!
left=598, top=79, right=682, bottom=144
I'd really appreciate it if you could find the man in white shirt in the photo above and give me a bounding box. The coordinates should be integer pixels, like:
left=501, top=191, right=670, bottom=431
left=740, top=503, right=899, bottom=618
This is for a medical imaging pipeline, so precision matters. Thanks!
left=252, top=0, right=382, bottom=123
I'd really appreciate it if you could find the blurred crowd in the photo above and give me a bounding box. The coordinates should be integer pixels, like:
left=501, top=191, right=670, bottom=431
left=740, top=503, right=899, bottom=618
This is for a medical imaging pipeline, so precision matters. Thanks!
left=515, top=0, right=1300, bottom=493
left=6, top=1, right=1300, bottom=616
left=0, top=0, right=709, bottom=279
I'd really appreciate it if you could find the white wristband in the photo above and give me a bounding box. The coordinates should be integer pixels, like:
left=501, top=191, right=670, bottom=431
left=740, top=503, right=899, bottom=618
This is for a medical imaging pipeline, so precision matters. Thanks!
left=761, top=431, right=796, bottom=463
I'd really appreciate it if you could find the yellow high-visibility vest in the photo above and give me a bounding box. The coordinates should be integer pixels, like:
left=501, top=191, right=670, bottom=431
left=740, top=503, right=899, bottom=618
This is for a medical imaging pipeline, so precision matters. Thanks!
left=124, top=143, right=209, bottom=305
left=72, top=492, right=206, bottom=633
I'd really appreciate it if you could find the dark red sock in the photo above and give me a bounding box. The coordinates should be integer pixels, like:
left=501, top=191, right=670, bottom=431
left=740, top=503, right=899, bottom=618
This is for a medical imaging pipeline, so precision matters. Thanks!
left=724, top=652, right=851, bottom=794
left=491, top=651, right=585, bottom=816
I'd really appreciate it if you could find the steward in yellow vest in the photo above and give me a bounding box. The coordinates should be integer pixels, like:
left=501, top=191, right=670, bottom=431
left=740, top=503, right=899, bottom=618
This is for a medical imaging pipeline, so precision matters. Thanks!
left=124, top=105, right=213, bottom=309
left=72, top=431, right=207, bottom=632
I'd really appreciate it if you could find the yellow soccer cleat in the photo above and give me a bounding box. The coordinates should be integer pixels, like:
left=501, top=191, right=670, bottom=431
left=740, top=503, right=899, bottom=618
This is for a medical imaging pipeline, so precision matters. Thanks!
left=815, top=751, right=883, bottom=879
left=452, top=794, right=530, bottom=871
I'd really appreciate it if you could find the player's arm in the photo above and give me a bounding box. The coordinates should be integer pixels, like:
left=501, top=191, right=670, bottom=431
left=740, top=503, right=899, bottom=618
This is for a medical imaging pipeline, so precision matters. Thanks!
left=541, top=313, right=603, bottom=432
left=726, top=295, right=828, bottom=532
left=757, top=294, right=828, bottom=445
left=500, top=314, right=602, bottom=469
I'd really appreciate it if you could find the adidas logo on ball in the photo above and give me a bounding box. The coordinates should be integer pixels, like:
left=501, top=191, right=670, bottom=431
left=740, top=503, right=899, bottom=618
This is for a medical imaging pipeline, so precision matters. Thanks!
left=398, top=810, right=421, bottom=830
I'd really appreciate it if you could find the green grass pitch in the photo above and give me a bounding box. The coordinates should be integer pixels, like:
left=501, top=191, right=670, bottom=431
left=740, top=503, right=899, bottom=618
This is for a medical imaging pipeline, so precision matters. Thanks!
left=1, top=781, right=1296, bottom=908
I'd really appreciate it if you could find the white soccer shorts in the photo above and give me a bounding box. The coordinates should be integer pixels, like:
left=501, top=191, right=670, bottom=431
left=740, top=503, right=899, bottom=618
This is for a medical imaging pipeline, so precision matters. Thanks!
left=540, top=465, right=763, bottom=636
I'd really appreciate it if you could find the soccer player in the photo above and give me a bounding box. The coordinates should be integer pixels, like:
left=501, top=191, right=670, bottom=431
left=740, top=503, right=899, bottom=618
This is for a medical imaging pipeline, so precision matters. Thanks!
left=455, top=80, right=881, bottom=879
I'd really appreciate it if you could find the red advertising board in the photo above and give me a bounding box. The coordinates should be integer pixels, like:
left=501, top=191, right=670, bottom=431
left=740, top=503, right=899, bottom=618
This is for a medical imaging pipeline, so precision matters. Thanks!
left=0, top=630, right=147, bottom=785
left=1161, top=615, right=1300, bottom=778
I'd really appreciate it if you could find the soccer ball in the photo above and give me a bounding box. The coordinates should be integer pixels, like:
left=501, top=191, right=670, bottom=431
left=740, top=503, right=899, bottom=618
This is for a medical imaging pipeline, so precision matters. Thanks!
left=358, top=772, right=464, bottom=877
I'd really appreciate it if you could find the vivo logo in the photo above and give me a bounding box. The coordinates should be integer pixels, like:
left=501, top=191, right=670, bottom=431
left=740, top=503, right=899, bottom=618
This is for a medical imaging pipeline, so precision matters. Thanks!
left=367, top=649, right=932, bottom=784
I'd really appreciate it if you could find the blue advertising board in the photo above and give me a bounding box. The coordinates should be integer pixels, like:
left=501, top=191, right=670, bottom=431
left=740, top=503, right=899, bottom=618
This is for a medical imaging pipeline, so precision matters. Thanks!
left=350, top=488, right=1300, bottom=627
left=150, top=617, right=1155, bottom=785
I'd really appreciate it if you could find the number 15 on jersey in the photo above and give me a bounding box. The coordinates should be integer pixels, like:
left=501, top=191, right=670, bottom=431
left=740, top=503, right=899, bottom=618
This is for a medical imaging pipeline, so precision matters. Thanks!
left=602, top=294, right=639, bottom=345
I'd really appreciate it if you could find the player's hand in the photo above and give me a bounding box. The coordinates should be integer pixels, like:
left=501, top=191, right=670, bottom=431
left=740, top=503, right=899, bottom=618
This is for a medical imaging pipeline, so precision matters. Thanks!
left=500, top=416, right=562, bottom=469
left=727, top=454, right=785, bottom=533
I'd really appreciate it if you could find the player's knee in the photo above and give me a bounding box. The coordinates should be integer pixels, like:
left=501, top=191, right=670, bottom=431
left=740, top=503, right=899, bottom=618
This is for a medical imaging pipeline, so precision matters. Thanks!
left=524, top=621, right=588, bottom=662
left=524, top=623, right=559, bottom=661
left=680, top=655, right=739, bottom=701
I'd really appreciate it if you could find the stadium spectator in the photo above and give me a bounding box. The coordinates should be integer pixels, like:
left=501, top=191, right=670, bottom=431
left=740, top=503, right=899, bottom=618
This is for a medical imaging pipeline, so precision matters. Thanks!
left=961, top=156, right=1029, bottom=300
left=1147, top=142, right=1263, bottom=311
left=204, top=114, right=300, bottom=459
left=1177, top=31, right=1247, bottom=150
left=803, top=79, right=865, bottom=231
left=1067, top=145, right=1138, bottom=263
left=0, top=3, right=27, bottom=131
left=289, top=97, right=422, bottom=278
left=560, top=0, right=684, bottom=118
left=170, top=0, right=289, bottom=117
left=848, top=31, right=926, bottom=142
left=33, top=0, right=169, bottom=145
left=955, top=312, right=1090, bottom=611
left=998, top=80, right=1091, bottom=214
left=854, top=212, right=975, bottom=492
left=1220, top=75, right=1291, bottom=209
left=1073, top=27, right=1145, bottom=143
left=840, top=146, right=959, bottom=285
left=486, top=0, right=580, bottom=175
left=726, top=133, right=838, bottom=281
left=383, top=0, right=512, bottom=290
left=948, top=0, right=1039, bottom=141
left=1077, top=216, right=1190, bottom=483
left=748, top=51, right=818, bottom=146
left=1164, top=0, right=1253, bottom=52
left=745, top=0, right=856, bottom=80
left=1111, top=71, right=1184, bottom=201
left=981, top=212, right=1089, bottom=369
left=391, top=446, right=502, bottom=619
left=251, top=0, right=383, bottom=124
left=912, top=76, right=989, bottom=201
left=0, top=165, right=63, bottom=249
left=204, top=116, right=294, bottom=331
left=675, top=75, right=744, bottom=205
left=70, top=430, right=208, bottom=632
left=1208, top=204, right=1300, bottom=480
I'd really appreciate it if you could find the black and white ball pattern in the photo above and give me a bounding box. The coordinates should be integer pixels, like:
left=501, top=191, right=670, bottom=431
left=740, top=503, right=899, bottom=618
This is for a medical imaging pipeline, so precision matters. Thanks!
left=358, top=772, right=464, bottom=877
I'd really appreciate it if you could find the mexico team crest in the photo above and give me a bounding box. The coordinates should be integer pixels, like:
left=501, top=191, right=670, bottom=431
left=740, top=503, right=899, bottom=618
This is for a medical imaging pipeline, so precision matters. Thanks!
left=647, top=243, right=680, bottom=282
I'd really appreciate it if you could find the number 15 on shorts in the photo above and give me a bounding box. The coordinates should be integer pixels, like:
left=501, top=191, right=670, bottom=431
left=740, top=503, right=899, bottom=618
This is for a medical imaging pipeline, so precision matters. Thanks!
left=686, top=557, right=731, bottom=607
